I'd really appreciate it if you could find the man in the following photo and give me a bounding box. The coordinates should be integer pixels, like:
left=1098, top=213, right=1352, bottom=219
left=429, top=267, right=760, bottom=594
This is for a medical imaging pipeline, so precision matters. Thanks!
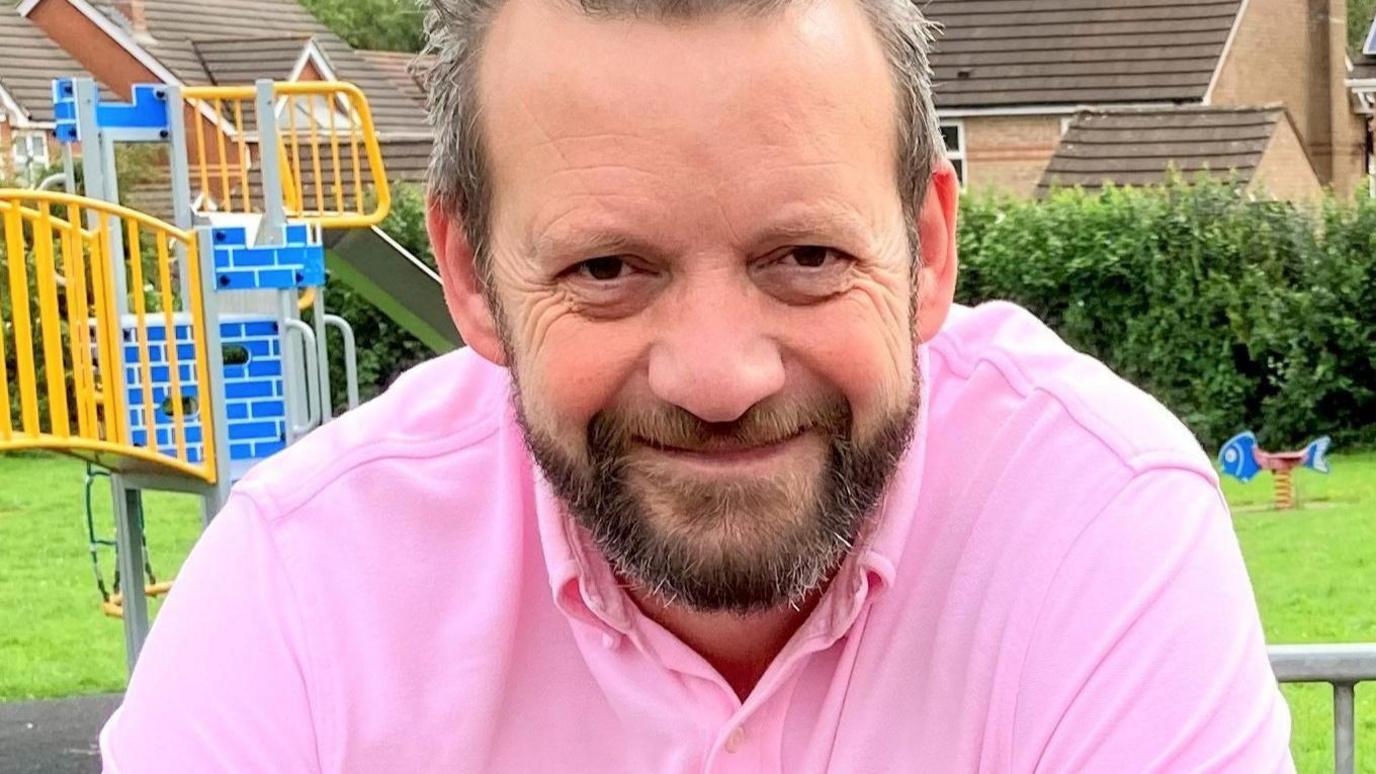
left=99, top=0, right=1294, bottom=770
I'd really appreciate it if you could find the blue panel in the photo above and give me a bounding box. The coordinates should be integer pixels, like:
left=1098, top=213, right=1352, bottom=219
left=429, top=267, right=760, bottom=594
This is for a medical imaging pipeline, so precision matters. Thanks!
left=226, top=247, right=281, bottom=267
left=230, top=443, right=255, bottom=460
left=187, top=448, right=203, bottom=464
left=250, top=400, right=286, bottom=419
left=256, top=269, right=295, bottom=288
left=212, top=227, right=248, bottom=247
left=131, top=430, right=147, bottom=447
left=229, top=421, right=281, bottom=441
left=216, top=270, right=259, bottom=290
left=53, top=100, right=76, bottom=121
left=253, top=440, right=287, bottom=458
left=94, top=84, right=169, bottom=131
left=241, top=321, right=277, bottom=337
left=225, top=380, right=274, bottom=399
left=246, top=360, right=282, bottom=378
left=244, top=340, right=272, bottom=357
left=284, top=224, right=308, bottom=243
left=143, top=325, right=166, bottom=342
left=226, top=402, right=249, bottom=420
left=176, top=343, right=197, bottom=360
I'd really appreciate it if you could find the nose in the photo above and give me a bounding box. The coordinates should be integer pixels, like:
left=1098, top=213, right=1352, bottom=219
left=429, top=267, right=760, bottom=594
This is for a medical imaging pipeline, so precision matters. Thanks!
left=646, top=279, right=785, bottom=423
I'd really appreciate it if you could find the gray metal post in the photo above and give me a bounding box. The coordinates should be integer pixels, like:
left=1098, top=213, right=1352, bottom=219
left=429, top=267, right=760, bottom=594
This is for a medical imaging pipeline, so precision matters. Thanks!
left=249, top=80, right=310, bottom=437
left=110, top=476, right=151, bottom=673
left=255, top=80, right=287, bottom=239
left=312, top=276, right=333, bottom=421
left=73, top=79, right=128, bottom=315
left=165, top=85, right=197, bottom=303
left=61, top=145, right=76, bottom=194
left=196, top=230, right=234, bottom=522
left=1334, top=682, right=1355, bottom=774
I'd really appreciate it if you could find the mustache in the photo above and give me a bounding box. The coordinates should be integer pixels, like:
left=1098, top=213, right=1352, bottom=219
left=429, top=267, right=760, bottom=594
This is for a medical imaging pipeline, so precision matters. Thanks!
left=589, top=396, right=851, bottom=453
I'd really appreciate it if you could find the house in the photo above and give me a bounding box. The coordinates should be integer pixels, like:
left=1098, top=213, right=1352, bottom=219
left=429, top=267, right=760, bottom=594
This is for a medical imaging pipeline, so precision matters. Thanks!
left=926, top=0, right=1370, bottom=199
left=6, top=0, right=1370, bottom=203
left=6, top=0, right=433, bottom=192
left=0, top=9, right=92, bottom=181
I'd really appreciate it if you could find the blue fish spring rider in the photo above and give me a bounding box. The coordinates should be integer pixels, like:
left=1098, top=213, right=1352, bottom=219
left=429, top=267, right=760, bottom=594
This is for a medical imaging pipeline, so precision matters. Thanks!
left=1218, top=432, right=1331, bottom=510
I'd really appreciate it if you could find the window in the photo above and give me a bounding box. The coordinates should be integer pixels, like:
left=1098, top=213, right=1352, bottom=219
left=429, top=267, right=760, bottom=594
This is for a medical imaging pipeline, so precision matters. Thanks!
left=10, top=130, right=50, bottom=181
left=940, top=120, right=965, bottom=186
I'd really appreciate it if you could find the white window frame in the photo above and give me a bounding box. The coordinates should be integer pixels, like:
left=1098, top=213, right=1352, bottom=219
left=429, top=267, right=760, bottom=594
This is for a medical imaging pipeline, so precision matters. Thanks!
left=939, top=119, right=966, bottom=187
left=10, top=129, right=50, bottom=181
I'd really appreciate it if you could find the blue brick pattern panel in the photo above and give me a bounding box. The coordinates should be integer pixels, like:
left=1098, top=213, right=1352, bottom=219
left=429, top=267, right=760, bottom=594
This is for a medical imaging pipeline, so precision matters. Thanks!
left=219, top=317, right=288, bottom=464
left=51, top=79, right=168, bottom=143
left=212, top=223, right=326, bottom=291
left=53, top=79, right=78, bottom=143
left=121, top=318, right=206, bottom=464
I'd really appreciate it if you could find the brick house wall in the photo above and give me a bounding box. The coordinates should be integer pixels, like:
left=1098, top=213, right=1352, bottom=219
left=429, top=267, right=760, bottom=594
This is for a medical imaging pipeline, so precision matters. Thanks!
left=1250, top=115, right=1326, bottom=200
left=1208, top=0, right=1365, bottom=195
left=961, top=114, right=1064, bottom=196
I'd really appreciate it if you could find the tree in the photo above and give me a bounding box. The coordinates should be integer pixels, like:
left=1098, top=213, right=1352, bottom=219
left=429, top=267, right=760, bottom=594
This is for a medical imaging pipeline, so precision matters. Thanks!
left=300, top=0, right=426, bottom=53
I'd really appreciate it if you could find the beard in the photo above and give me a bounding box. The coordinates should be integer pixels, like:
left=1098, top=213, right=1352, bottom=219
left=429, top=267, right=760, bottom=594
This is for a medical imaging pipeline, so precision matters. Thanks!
left=516, top=384, right=918, bottom=615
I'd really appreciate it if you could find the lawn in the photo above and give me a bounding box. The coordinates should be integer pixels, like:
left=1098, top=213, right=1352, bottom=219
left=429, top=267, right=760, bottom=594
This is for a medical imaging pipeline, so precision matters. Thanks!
left=1, top=450, right=1374, bottom=771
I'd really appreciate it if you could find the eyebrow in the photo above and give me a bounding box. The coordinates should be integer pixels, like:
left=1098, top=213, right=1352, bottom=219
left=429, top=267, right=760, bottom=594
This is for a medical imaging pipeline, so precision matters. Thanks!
left=528, top=204, right=875, bottom=263
left=529, top=226, right=663, bottom=265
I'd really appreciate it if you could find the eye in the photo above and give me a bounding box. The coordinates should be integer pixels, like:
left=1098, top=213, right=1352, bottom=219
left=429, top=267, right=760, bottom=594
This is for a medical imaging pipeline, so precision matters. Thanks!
left=779, top=246, right=848, bottom=269
left=575, top=256, right=629, bottom=281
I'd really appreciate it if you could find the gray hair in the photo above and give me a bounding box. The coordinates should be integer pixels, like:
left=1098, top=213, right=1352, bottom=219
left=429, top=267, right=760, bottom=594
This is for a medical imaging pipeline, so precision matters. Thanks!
left=422, top=0, right=942, bottom=280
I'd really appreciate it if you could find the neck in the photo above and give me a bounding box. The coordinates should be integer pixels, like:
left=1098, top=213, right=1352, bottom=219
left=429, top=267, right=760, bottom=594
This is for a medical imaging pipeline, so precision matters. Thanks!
left=628, top=587, right=823, bottom=701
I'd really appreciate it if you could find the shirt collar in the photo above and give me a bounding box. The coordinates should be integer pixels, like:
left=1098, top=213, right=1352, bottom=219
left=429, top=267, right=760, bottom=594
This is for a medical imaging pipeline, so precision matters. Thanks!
left=532, top=344, right=933, bottom=640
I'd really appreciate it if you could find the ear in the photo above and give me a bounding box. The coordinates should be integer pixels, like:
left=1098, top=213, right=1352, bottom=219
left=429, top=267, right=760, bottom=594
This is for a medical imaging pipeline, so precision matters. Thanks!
left=426, top=197, right=507, bottom=366
left=914, top=157, right=960, bottom=343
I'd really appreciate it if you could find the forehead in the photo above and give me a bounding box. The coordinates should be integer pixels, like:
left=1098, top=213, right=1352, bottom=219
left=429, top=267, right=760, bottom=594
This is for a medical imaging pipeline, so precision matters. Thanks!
left=477, top=0, right=901, bottom=251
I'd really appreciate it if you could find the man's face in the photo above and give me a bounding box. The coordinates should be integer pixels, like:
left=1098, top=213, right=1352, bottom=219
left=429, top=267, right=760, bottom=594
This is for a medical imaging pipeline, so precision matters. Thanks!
left=469, top=0, right=923, bottom=611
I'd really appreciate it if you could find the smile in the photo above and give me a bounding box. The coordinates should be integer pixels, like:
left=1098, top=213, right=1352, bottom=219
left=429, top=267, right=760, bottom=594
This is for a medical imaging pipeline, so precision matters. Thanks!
left=632, top=430, right=819, bottom=473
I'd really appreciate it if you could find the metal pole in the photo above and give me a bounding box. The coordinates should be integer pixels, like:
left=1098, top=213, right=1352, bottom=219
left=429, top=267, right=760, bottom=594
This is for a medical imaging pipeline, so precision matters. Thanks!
left=254, top=80, right=287, bottom=238
left=196, top=229, right=234, bottom=522
left=312, top=277, right=333, bottom=421
left=110, top=475, right=150, bottom=673
left=166, top=85, right=197, bottom=303
left=1334, top=682, right=1355, bottom=774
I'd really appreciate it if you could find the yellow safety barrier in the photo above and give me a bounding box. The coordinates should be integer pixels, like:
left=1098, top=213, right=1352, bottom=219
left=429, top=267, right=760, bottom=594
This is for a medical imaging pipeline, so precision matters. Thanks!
left=0, top=191, right=217, bottom=482
left=182, top=81, right=392, bottom=230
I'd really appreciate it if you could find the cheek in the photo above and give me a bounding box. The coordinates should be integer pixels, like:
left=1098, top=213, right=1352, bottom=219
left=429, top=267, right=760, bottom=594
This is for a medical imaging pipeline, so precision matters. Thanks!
left=781, top=289, right=914, bottom=426
left=516, top=318, right=647, bottom=440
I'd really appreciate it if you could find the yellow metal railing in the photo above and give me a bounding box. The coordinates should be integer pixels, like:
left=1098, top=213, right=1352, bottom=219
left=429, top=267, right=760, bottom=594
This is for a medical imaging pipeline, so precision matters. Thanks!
left=182, top=81, right=391, bottom=229
left=0, top=190, right=217, bottom=482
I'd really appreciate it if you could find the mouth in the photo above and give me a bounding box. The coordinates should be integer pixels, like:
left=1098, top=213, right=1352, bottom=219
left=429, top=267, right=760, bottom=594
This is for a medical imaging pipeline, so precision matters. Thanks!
left=632, top=429, right=818, bottom=472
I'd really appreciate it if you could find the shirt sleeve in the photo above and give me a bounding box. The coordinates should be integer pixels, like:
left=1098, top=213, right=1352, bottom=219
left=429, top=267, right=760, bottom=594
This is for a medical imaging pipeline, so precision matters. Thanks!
left=1011, top=467, right=1294, bottom=773
left=100, top=488, right=320, bottom=773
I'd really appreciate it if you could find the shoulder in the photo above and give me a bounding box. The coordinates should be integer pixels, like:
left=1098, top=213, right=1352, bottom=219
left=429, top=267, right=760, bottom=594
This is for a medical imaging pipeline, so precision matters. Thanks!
left=925, top=301, right=1213, bottom=478
left=232, top=347, right=524, bottom=521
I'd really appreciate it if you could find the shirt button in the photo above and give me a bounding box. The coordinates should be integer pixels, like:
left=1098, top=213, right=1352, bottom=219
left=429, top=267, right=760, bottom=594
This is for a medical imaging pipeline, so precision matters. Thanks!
left=724, top=725, right=746, bottom=754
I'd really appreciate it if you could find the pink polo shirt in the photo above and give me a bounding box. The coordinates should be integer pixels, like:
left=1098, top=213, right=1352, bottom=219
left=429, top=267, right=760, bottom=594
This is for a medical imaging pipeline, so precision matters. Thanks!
left=100, top=302, right=1293, bottom=772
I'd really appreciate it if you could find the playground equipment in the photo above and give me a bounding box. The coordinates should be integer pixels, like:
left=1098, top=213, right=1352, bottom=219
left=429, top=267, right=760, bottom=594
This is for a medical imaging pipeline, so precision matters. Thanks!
left=1218, top=431, right=1332, bottom=510
left=0, top=76, right=391, bottom=670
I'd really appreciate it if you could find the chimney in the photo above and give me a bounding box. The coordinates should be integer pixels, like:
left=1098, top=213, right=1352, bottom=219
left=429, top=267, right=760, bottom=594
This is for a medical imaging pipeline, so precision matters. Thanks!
left=112, top=0, right=151, bottom=40
left=1326, top=0, right=1365, bottom=196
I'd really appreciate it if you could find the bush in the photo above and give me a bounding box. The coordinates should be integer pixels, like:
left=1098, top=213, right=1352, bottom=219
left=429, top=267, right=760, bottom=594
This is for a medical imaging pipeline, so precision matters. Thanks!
left=317, top=184, right=434, bottom=407
left=956, top=180, right=1376, bottom=451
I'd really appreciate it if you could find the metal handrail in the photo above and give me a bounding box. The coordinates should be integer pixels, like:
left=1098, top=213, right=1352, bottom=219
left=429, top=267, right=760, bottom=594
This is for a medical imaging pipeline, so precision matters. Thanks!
left=1269, top=644, right=1376, bottom=774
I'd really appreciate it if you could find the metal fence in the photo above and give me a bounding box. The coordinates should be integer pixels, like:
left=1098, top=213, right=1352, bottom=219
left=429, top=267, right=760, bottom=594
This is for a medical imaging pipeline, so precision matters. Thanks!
left=1270, top=644, right=1376, bottom=774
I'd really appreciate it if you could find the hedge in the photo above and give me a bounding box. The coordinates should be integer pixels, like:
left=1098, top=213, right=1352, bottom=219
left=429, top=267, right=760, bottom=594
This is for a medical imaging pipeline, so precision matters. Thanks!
left=955, top=181, right=1376, bottom=451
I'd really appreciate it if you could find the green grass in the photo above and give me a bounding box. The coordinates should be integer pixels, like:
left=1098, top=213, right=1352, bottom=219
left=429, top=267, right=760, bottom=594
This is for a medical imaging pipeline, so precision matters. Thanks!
left=1226, top=452, right=1376, bottom=773
left=0, top=453, right=203, bottom=700
left=1, top=451, right=1374, bottom=771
